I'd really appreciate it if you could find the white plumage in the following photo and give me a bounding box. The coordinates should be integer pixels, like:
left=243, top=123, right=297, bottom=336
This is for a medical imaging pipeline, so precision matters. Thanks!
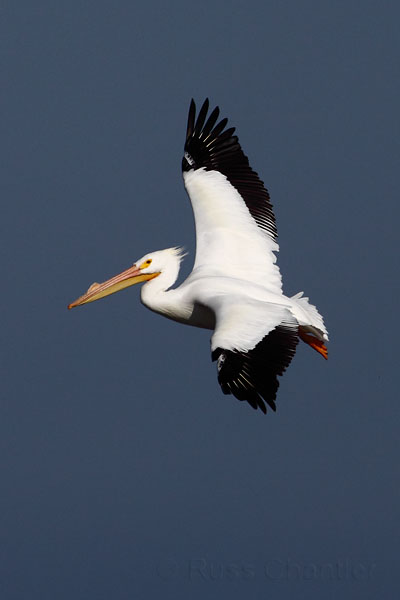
left=69, top=99, right=328, bottom=414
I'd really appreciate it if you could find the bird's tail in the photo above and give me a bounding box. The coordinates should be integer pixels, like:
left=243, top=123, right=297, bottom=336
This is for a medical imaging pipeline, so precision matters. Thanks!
left=290, top=292, right=329, bottom=360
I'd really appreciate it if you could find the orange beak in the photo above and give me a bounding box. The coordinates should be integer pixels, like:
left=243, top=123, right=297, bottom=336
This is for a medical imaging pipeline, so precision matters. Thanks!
left=68, top=264, right=160, bottom=309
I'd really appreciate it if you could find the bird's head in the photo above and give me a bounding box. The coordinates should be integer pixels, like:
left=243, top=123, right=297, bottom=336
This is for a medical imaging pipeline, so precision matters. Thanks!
left=68, top=247, right=185, bottom=309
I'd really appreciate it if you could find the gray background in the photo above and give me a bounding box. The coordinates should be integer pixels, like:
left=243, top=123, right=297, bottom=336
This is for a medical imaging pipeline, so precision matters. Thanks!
left=2, top=1, right=399, bottom=598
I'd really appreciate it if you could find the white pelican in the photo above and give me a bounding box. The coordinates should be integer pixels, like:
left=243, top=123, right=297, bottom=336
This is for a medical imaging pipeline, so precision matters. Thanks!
left=69, top=99, right=328, bottom=414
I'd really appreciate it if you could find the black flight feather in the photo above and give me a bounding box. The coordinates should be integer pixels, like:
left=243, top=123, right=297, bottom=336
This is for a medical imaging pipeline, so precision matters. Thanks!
left=183, top=98, right=278, bottom=241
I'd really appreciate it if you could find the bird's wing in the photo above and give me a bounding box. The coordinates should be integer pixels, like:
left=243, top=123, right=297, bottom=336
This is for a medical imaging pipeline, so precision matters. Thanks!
left=205, top=293, right=298, bottom=413
left=182, top=99, right=282, bottom=292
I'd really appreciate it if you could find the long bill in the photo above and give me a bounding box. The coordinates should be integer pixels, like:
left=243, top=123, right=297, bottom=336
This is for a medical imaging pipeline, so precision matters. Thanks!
left=68, top=264, right=160, bottom=309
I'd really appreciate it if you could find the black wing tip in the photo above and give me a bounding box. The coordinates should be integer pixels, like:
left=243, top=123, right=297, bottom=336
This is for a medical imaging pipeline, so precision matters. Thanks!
left=213, top=324, right=298, bottom=415
left=184, top=98, right=225, bottom=149
left=189, top=97, right=210, bottom=112
left=186, top=98, right=210, bottom=136
left=213, top=348, right=276, bottom=415
left=186, top=99, right=196, bottom=141
left=183, top=97, right=278, bottom=241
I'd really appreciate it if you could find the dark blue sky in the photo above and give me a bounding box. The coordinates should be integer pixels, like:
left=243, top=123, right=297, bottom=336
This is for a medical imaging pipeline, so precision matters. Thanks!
left=2, top=1, right=399, bottom=598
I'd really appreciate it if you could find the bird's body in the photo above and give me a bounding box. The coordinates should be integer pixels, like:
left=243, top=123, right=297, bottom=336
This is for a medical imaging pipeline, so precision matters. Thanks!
left=69, top=99, right=328, bottom=414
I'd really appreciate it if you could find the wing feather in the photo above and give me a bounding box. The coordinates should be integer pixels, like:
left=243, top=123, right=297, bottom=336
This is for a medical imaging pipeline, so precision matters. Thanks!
left=212, top=320, right=298, bottom=414
left=182, top=100, right=282, bottom=291
left=202, top=293, right=298, bottom=413
left=183, top=98, right=277, bottom=240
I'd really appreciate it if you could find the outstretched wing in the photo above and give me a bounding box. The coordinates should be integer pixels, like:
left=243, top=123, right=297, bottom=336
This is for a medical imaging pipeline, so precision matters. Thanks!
left=182, top=99, right=282, bottom=293
left=205, top=293, right=298, bottom=414
left=212, top=322, right=298, bottom=414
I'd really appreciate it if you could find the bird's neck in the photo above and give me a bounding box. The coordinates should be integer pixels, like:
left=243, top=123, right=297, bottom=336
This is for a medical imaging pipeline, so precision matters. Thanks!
left=140, top=261, right=189, bottom=322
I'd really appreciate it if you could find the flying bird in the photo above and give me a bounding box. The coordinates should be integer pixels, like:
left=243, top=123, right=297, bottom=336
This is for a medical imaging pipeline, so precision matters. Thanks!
left=69, top=99, right=328, bottom=414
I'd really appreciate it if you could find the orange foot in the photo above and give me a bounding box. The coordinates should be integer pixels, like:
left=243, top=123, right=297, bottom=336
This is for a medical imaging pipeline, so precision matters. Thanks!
left=299, top=328, right=328, bottom=360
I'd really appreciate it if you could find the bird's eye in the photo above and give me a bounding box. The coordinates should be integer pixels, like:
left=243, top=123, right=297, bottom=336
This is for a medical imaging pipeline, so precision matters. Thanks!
left=140, top=258, right=152, bottom=269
